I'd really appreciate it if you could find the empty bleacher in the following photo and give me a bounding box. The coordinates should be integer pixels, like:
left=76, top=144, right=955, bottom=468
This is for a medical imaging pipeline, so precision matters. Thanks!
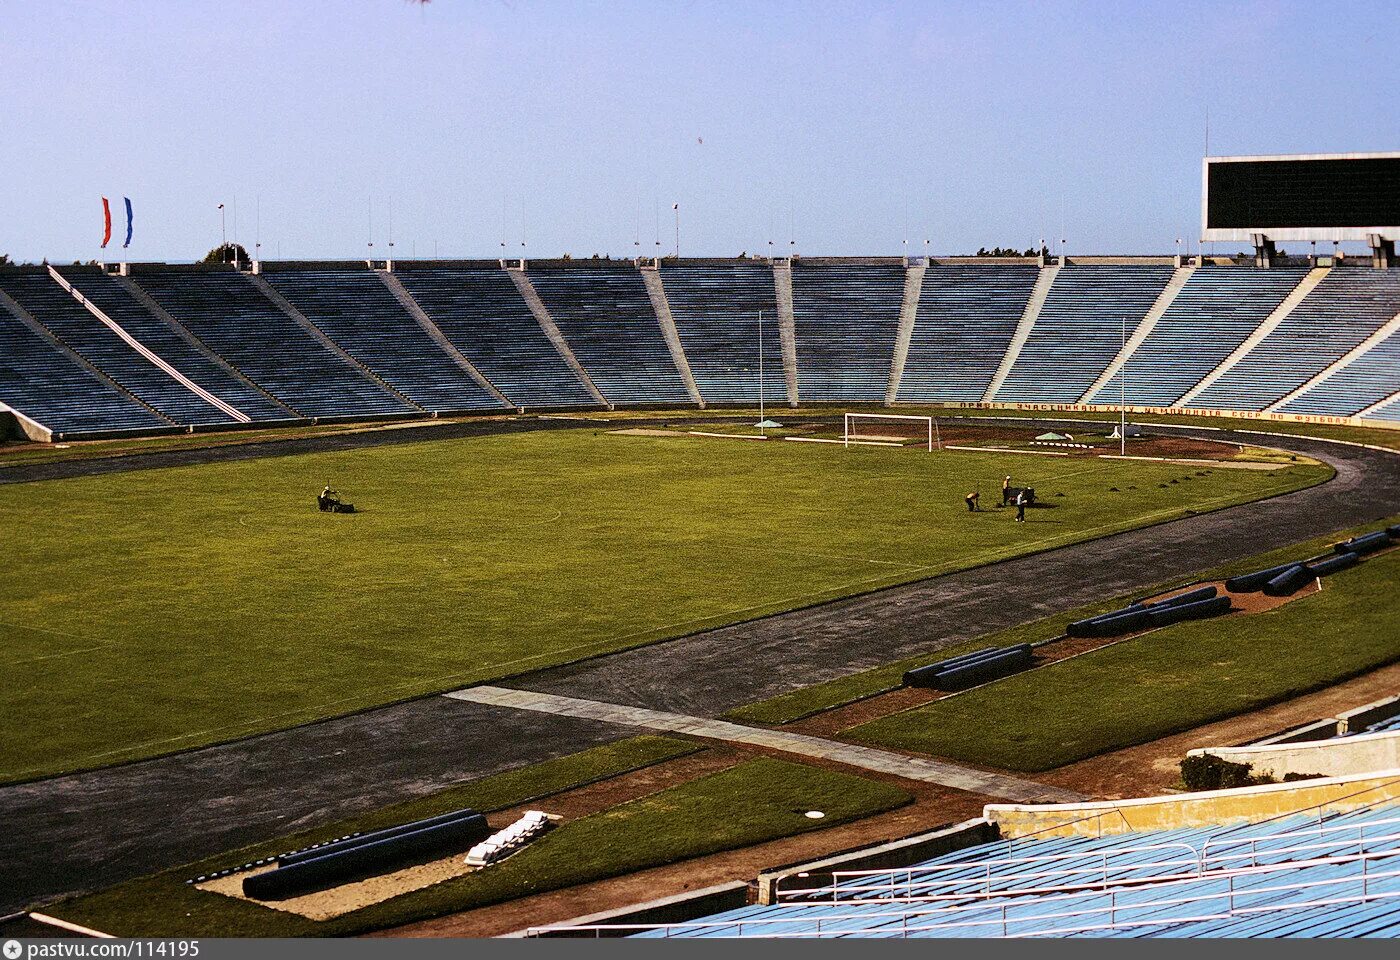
left=1192, top=267, right=1400, bottom=411
left=897, top=264, right=1041, bottom=402
left=262, top=267, right=505, bottom=413
left=619, top=800, right=1400, bottom=938
left=1089, top=267, right=1310, bottom=407
left=0, top=271, right=231, bottom=427
left=1364, top=394, right=1400, bottom=423
left=0, top=278, right=169, bottom=435
left=996, top=265, right=1175, bottom=403
left=56, top=268, right=293, bottom=422
left=1277, top=325, right=1400, bottom=417
left=658, top=262, right=786, bottom=404
left=131, top=268, right=414, bottom=419
left=526, top=264, right=691, bottom=404
left=392, top=266, right=596, bottom=408
left=790, top=262, right=906, bottom=402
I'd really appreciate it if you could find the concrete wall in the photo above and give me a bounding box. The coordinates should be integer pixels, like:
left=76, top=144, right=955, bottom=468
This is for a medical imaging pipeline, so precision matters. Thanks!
left=509, top=881, right=750, bottom=938
left=985, top=769, right=1400, bottom=838
left=1251, top=694, right=1400, bottom=745
left=1190, top=732, right=1400, bottom=780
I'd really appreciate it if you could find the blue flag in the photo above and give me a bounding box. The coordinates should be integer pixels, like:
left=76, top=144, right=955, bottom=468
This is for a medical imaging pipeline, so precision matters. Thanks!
left=123, top=197, right=133, bottom=248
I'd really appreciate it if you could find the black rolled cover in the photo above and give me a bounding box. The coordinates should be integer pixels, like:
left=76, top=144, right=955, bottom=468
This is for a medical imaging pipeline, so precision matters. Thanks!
left=1146, top=594, right=1231, bottom=627
left=243, top=813, right=491, bottom=900
left=904, top=647, right=999, bottom=687
left=932, top=645, right=1033, bottom=691
left=1262, top=564, right=1312, bottom=598
left=1388, top=524, right=1400, bottom=539
left=1225, top=562, right=1305, bottom=593
left=277, top=807, right=482, bottom=867
left=1148, top=585, right=1218, bottom=609
left=1336, top=531, right=1392, bottom=556
left=1309, top=552, right=1360, bottom=578
left=1075, top=606, right=1153, bottom=638
left=1066, top=604, right=1146, bottom=638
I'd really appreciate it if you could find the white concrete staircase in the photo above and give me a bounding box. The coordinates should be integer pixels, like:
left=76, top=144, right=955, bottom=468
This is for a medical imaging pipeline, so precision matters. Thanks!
left=1078, top=266, right=1195, bottom=403
left=115, top=275, right=301, bottom=418
left=376, top=270, right=514, bottom=408
left=47, top=266, right=250, bottom=423
left=885, top=262, right=926, bottom=405
left=772, top=260, right=800, bottom=407
left=983, top=265, right=1058, bottom=401
left=506, top=267, right=611, bottom=408
left=1358, top=390, right=1400, bottom=421
left=640, top=265, right=704, bottom=408
left=0, top=286, right=175, bottom=427
left=1264, top=307, right=1400, bottom=413
left=1176, top=267, right=1329, bottom=407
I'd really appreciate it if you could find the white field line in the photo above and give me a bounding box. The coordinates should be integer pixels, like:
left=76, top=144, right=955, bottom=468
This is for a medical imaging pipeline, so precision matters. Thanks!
left=28, top=913, right=115, bottom=938
left=687, top=431, right=769, bottom=441
left=786, top=436, right=902, bottom=447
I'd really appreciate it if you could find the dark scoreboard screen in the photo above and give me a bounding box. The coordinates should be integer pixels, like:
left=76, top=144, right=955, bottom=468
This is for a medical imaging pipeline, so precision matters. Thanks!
left=1206, top=156, right=1400, bottom=231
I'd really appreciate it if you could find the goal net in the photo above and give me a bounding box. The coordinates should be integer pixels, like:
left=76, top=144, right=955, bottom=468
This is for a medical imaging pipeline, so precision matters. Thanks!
left=842, top=413, right=940, bottom=451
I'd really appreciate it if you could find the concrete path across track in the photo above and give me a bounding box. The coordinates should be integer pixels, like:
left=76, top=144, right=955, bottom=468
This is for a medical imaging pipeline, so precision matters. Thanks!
left=446, top=685, right=1084, bottom=804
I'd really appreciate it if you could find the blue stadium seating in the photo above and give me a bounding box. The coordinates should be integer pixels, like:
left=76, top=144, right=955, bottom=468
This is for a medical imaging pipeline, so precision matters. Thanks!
left=0, top=277, right=169, bottom=435
left=0, top=272, right=231, bottom=426
left=262, top=267, right=506, bottom=413
left=131, top=269, right=414, bottom=419
left=790, top=262, right=906, bottom=402
left=392, top=266, right=597, bottom=408
left=625, top=801, right=1400, bottom=938
left=56, top=268, right=293, bottom=422
left=996, top=265, right=1175, bottom=403
left=527, top=265, right=691, bottom=404
left=1364, top=394, right=1400, bottom=423
left=1193, top=267, right=1400, bottom=411
left=659, top=262, right=786, bottom=404
left=897, top=264, right=1040, bottom=402
left=1277, top=324, right=1400, bottom=417
left=1089, top=267, right=1310, bottom=407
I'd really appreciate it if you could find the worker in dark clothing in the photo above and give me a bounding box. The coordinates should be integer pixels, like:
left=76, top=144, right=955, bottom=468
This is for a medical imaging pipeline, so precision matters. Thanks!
left=318, top=484, right=340, bottom=512
left=1001, top=475, right=1013, bottom=506
left=1014, top=491, right=1028, bottom=522
left=965, top=491, right=980, bottom=512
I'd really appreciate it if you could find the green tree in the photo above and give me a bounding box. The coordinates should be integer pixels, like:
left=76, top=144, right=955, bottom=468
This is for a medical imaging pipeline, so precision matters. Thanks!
left=202, top=242, right=252, bottom=268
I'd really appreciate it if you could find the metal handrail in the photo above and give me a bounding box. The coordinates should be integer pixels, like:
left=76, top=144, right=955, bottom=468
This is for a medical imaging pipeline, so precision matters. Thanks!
left=528, top=844, right=1400, bottom=938
left=778, top=842, right=1205, bottom=902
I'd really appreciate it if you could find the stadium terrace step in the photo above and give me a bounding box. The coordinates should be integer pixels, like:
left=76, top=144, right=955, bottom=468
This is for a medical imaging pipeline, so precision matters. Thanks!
left=1177, top=266, right=1330, bottom=407
left=0, top=271, right=215, bottom=428
left=883, top=262, right=925, bottom=404
left=640, top=265, right=705, bottom=407
left=656, top=261, right=785, bottom=405
left=772, top=260, right=800, bottom=406
left=1272, top=305, right=1400, bottom=416
left=257, top=268, right=508, bottom=414
left=788, top=260, right=907, bottom=403
left=505, top=267, right=611, bottom=407
left=1079, top=265, right=1195, bottom=403
left=982, top=264, right=1057, bottom=401
left=994, top=264, right=1177, bottom=404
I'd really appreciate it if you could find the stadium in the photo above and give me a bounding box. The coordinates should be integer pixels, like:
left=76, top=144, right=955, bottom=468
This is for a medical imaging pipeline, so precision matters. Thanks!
left=2, top=1, right=1399, bottom=948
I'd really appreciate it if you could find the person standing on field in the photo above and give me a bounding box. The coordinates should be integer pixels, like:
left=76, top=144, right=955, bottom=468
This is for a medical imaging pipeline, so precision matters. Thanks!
left=1002, top=475, right=1013, bottom=506
left=1014, top=490, right=1028, bottom=522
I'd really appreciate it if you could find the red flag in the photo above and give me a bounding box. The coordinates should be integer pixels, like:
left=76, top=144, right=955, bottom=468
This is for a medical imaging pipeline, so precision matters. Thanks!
left=101, top=197, right=112, bottom=248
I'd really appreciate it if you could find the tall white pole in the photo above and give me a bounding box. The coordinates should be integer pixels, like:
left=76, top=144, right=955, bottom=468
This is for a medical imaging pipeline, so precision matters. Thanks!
left=1120, top=315, right=1127, bottom=456
left=758, top=309, right=765, bottom=431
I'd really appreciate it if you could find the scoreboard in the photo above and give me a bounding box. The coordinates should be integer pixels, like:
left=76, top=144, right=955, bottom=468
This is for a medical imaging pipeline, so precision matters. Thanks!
left=1202, top=153, right=1400, bottom=243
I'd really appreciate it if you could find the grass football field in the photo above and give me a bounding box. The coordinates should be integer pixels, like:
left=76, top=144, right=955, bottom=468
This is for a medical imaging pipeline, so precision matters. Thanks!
left=0, top=425, right=1328, bottom=783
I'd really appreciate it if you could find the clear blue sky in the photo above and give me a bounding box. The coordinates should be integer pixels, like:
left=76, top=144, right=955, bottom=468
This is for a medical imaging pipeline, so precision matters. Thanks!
left=2, top=1, right=1396, bottom=263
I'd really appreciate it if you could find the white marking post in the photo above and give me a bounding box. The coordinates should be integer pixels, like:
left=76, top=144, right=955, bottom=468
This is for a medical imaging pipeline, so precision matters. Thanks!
left=843, top=412, right=938, bottom=452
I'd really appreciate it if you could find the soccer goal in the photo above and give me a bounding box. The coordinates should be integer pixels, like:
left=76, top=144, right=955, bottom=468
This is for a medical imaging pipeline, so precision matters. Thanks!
left=843, top=412, right=941, bottom=452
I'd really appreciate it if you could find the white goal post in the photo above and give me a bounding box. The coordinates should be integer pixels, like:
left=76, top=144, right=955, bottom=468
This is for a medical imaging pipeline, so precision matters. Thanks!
left=843, top=412, right=940, bottom=452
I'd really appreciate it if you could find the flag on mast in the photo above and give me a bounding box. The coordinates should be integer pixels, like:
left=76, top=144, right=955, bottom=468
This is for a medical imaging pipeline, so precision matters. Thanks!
left=100, top=197, right=112, bottom=248
left=123, top=198, right=133, bottom=248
